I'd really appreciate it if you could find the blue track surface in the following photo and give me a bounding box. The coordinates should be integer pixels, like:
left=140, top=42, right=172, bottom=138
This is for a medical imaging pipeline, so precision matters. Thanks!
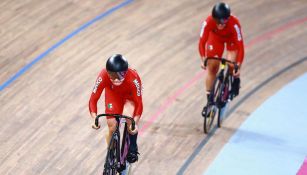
left=204, top=73, right=307, bottom=175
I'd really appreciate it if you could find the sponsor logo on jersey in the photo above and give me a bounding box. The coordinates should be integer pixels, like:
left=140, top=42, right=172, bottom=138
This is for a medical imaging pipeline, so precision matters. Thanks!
left=133, top=79, right=141, bottom=96
left=208, top=45, right=213, bottom=50
left=108, top=103, right=113, bottom=109
left=234, top=24, right=242, bottom=41
left=92, top=77, right=102, bottom=93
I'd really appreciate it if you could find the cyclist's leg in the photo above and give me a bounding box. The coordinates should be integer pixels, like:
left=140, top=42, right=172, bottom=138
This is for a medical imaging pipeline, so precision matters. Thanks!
left=226, top=42, right=238, bottom=68
left=226, top=42, right=240, bottom=96
left=105, top=88, right=124, bottom=145
left=123, top=100, right=139, bottom=163
left=206, top=59, right=220, bottom=99
left=202, top=32, right=224, bottom=116
left=205, top=32, right=224, bottom=98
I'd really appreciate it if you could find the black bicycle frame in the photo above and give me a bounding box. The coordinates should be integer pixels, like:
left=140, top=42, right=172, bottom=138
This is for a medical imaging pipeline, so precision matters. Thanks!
left=203, top=57, right=239, bottom=131
left=95, top=114, right=135, bottom=174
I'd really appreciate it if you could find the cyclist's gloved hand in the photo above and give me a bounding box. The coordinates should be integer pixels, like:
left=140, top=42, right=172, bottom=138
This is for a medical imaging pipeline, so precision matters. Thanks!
left=201, top=57, right=206, bottom=70
left=129, top=124, right=138, bottom=135
left=91, top=112, right=100, bottom=130
left=201, top=61, right=206, bottom=70
left=92, top=123, right=100, bottom=130
left=233, top=64, right=240, bottom=77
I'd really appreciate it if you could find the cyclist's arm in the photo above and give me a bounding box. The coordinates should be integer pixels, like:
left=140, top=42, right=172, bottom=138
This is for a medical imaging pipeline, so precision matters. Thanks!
left=130, top=76, right=143, bottom=121
left=231, top=20, right=244, bottom=77
left=198, top=20, right=210, bottom=60
left=232, top=21, right=245, bottom=65
left=128, top=76, right=143, bottom=134
left=133, top=116, right=140, bottom=126
left=89, top=71, right=106, bottom=115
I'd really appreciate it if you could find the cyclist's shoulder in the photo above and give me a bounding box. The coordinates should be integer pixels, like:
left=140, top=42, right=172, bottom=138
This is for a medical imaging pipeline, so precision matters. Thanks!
left=205, top=15, right=214, bottom=21
left=126, top=68, right=142, bottom=87
left=128, top=68, right=140, bottom=77
left=203, top=15, right=215, bottom=26
left=98, top=68, right=108, bottom=78
left=228, top=15, right=242, bottom=26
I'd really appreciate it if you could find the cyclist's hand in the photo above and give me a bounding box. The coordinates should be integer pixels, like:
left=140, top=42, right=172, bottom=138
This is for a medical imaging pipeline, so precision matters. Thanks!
left=233, top=67, right=240, bottom=77
left=90, top=112, right=100, bottom=130
left=129, top=124, right=138, bottom=135
left=92, top=123, right=100, bottom=130
left=200, top=57, right=206, bottom=70
left=201, top=61, right=206, bottom=70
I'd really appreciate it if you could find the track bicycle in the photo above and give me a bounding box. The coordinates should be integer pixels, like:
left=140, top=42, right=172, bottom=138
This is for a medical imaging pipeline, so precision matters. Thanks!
left=202, top=57, right=239, bottom=134
left=94, top=114, right=135, bottom=175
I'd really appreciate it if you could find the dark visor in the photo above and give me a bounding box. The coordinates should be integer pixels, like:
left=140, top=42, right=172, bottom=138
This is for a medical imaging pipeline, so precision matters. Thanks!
left=215, top=17, right=229, bottom=24
left=107, top=71, right=127, bottom=81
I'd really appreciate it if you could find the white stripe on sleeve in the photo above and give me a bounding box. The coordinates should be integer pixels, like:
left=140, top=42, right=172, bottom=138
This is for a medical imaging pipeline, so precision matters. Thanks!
left=200, top=21, right=207, bottom=37
left=234, top=24, right=242, bottom=41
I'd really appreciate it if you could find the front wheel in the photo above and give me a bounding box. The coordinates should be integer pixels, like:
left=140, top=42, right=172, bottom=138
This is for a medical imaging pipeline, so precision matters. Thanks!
left=103, top=134, right=119, bottom=175
left=217, top=108, right=222, bottom=128
left=217, top=76, right=232, bottom=127
left=119, top=161, right=132, bottom=175
left=203, top=73, right=222, bottom=133
left=203, top=105, right=217, bottom=134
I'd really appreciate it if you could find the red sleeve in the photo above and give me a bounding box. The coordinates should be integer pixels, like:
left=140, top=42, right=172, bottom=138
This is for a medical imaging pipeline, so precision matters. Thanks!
left=232, top=21, right=245, bottom=64
left=130, top=74, right=143, bottom=117
left=198, top=17, right=212, bottom=57
left=199, top=21, right=208, bottom=57
left=89, top=70, right=106, bottom=114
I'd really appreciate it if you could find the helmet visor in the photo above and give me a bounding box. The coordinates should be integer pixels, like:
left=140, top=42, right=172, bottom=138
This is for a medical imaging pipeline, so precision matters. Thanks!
left=214, top=17, right=229, bottom=25
left=107, top=71, right=127, bottom=81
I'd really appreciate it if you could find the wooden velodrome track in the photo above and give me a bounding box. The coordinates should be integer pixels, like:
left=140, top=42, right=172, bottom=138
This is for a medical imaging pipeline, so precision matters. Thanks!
left=1, top=0, right=307, bottom=174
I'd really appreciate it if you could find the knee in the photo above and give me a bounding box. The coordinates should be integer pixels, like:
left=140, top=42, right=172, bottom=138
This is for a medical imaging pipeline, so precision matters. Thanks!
left=226, top=50, right=238, bottom=62
left=109, top=126, right=116, bottom=134
left=107, top=120, right=117, bottom=133
left=207, top=66, right=219, bottom=76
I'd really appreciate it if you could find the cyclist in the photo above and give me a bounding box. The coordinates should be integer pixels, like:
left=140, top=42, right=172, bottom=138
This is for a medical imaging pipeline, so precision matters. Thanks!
left=89, top=54, right=143, bottom=163
left=198, top=2, right=245, bottom=116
